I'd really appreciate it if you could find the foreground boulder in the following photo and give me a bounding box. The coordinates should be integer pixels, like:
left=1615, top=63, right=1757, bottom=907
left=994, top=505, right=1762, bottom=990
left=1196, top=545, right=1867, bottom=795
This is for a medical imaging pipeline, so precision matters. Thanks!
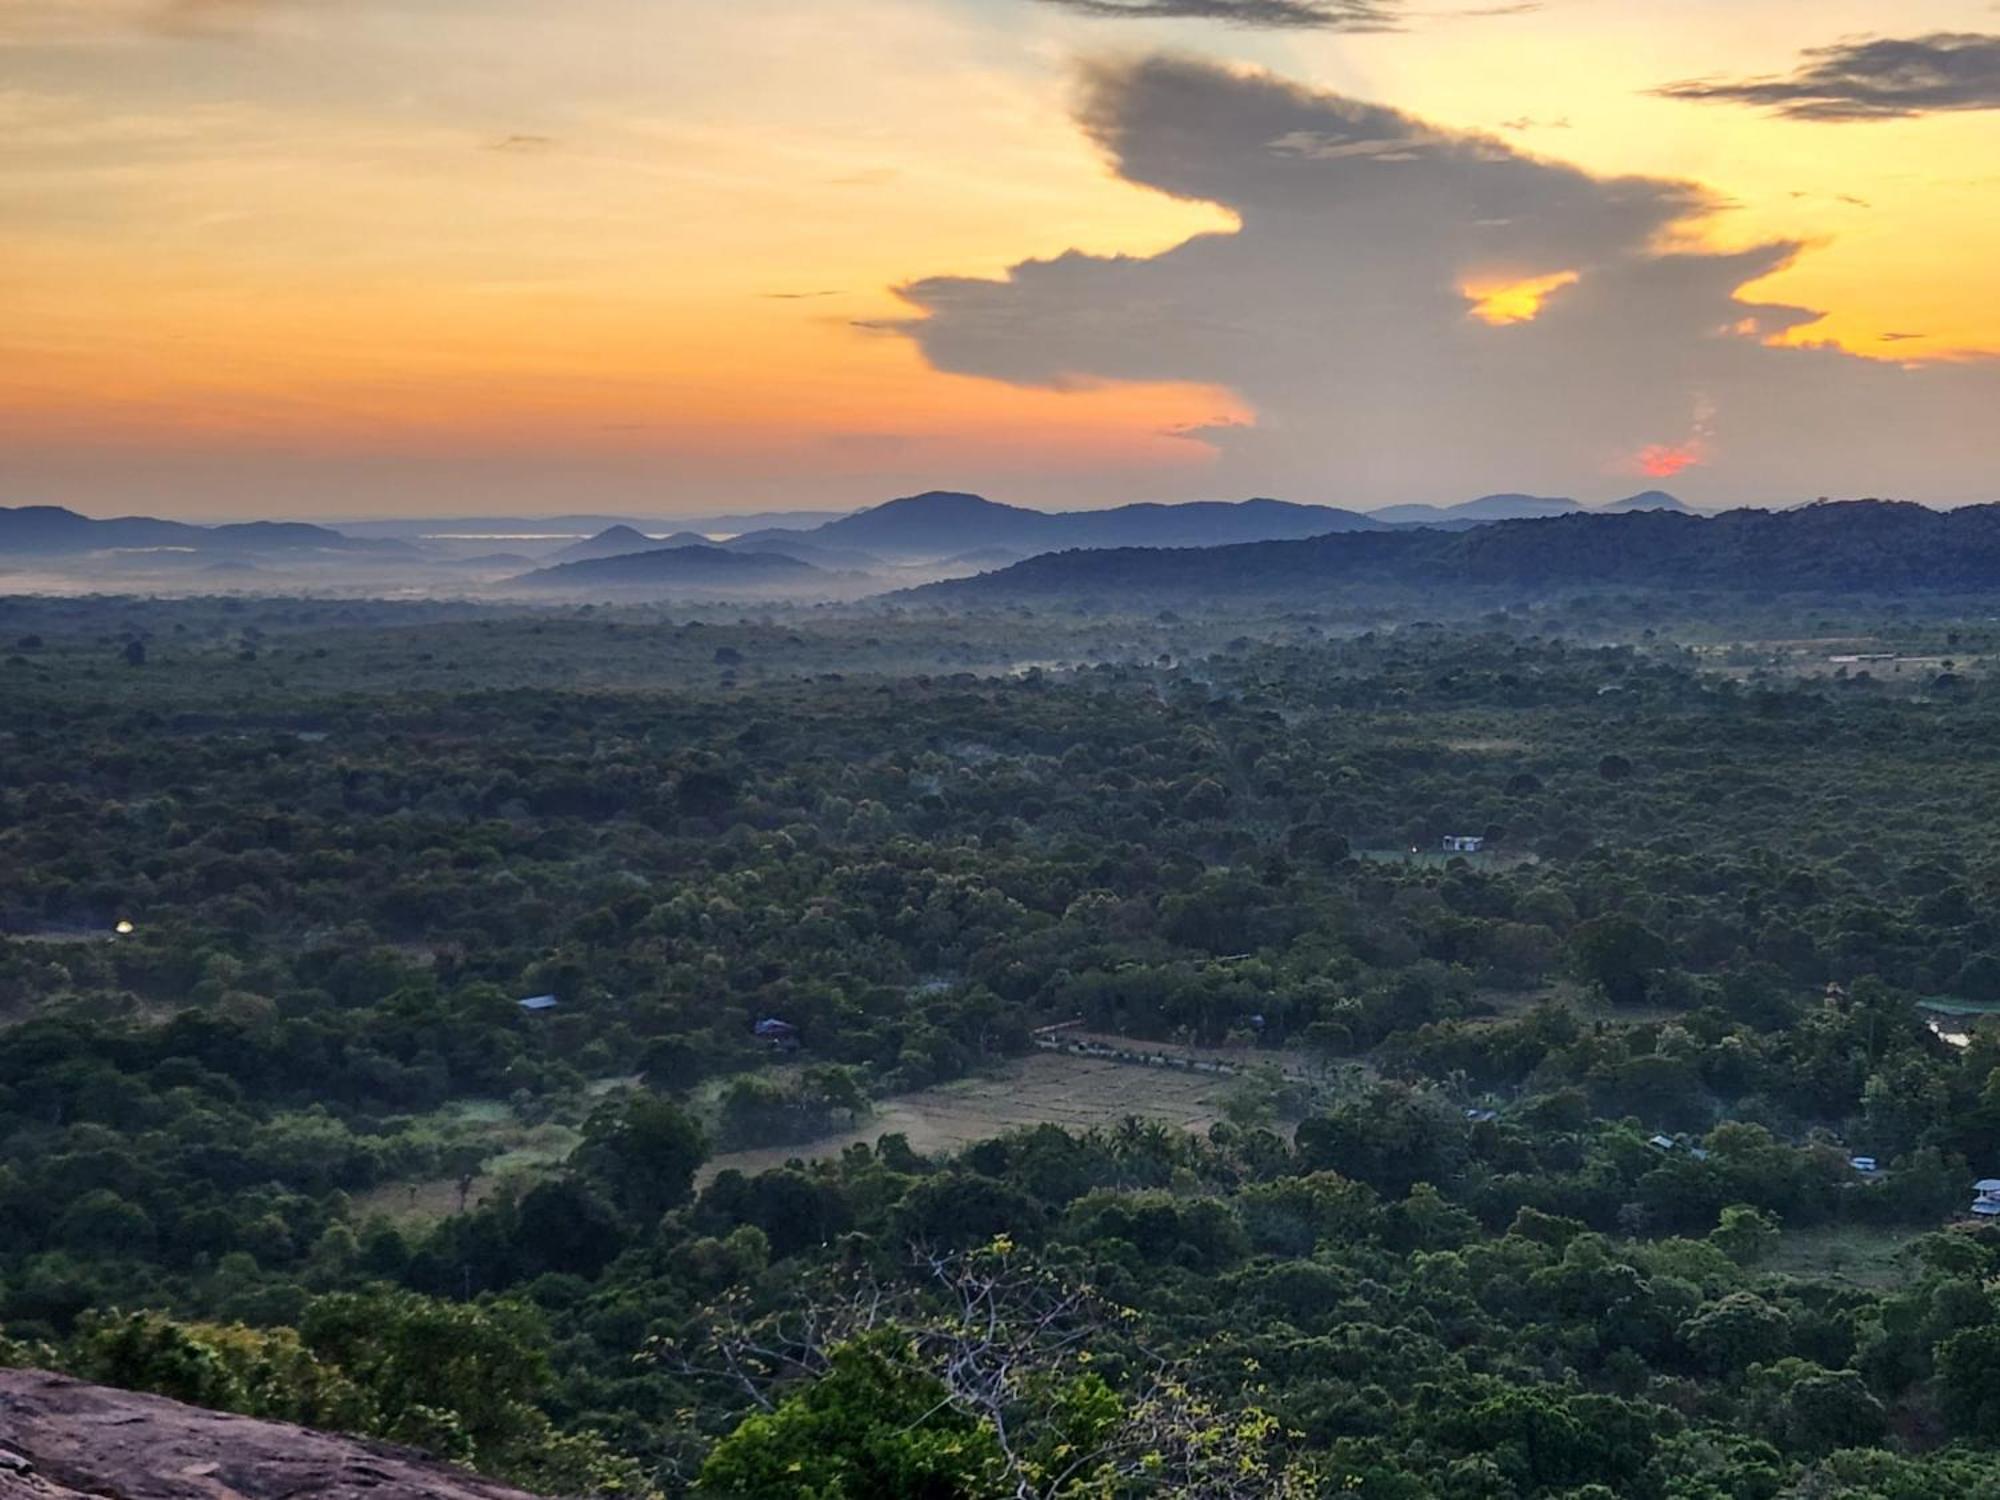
left=0, top=1369, right=550, bottom=1500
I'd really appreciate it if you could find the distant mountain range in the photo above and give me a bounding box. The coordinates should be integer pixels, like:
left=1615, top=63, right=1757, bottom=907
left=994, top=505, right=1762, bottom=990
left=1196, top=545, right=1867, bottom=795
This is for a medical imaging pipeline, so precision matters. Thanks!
left=0, top=505, right=411, bottom=557
left=331, top=509, right=848, bottom=541
left=733, top=490, right=1392, bottom=559
left=551, top=525, right=716, bottom=563
left=1601, top=490, right=1692, bottom=514
left=1369, top=493, right=1580, bottom=526
left=549, top=525, right=882, bottom=570
left=728, top=489, right=1702, bottom=559
left=1368, top=490, right=1692, bottom=526
left=912, top=501, right=2000, bottom=602
left=508, top=544, right=818, bottom=590
left=3, top=491, right=1708, bottom=572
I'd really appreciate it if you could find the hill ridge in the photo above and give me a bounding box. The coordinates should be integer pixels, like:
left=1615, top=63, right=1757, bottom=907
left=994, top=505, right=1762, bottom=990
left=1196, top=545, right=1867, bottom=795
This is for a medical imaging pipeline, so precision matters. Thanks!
left=908, top=498, right=2000, bottom=600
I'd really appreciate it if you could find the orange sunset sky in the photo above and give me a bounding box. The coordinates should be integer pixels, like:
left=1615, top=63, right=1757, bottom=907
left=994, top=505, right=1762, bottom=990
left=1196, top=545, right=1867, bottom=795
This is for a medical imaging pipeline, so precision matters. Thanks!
left=4, top=0, right=1999, bottom=516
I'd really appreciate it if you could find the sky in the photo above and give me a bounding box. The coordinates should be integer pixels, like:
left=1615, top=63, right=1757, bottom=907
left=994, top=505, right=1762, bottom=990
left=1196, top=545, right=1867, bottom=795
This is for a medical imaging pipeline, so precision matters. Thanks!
left=4, top=0, right=2000, bottom=518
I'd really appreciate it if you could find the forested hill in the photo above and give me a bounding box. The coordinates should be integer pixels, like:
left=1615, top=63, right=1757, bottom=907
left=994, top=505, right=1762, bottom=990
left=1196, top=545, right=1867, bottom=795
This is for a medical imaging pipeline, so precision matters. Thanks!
left=508, top=544, right=817, bottom=589
left=912, top=500, right=2000, bottom=600
left=0, top=506, right=411, bottom=557
left=758, top=490, right=1391, bottom=557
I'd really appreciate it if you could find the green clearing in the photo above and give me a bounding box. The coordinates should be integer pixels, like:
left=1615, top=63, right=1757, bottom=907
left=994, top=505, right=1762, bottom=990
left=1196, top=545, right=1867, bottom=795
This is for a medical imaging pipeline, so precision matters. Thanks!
left=350, top=1098, right=588, bottom=1226
left=1764, top=1223, right=1928, bottom=1290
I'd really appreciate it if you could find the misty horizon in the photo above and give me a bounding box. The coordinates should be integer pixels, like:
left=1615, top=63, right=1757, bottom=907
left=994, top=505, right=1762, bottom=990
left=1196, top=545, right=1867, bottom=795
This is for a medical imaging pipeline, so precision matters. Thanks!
left=20, top=487, right=1967, bottom=531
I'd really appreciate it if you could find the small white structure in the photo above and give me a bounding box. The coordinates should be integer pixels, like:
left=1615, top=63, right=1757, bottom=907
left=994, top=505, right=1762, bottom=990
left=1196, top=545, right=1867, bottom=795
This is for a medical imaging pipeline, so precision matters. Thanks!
left=517, top=994, right=560, bottom=1013
left=1441, top=835, right=1485, bottom=854
left=1848, top=1156, right=1879, bottom=1175
left=1930, top=1016, right=1972, bottom=1049
left=1972, top=1180, right=2000, bottom=1217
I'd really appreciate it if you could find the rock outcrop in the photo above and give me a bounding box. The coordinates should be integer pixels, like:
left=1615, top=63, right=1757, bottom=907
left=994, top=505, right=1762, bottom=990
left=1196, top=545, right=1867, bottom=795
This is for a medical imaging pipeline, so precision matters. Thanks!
left=0, top=1369, right=550, bottom=1500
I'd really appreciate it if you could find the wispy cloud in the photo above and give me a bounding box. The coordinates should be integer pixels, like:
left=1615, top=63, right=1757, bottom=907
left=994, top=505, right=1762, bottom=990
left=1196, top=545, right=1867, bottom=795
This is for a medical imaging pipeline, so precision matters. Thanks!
left=1030, top=0, right=1403, bottom=30
left=1658, top=32, right=2000, bottom=120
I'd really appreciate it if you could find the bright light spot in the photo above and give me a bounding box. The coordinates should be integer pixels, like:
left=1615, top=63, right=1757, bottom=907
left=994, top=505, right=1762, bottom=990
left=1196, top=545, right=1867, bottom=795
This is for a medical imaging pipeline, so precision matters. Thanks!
left=1634, top=441, right=1706, bottom=478
left=113, top=919, right=135, bottom=935
left=1461, top=270, right=1580, bottom=326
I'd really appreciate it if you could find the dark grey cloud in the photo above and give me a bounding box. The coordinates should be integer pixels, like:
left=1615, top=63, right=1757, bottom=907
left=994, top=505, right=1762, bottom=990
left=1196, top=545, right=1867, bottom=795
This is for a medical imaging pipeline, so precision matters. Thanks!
left=890, top=56, right=2000, bottom=505
left=1658, top=32, right=2000, bottom=120
left=1030, top=0, right=1402, bottom=30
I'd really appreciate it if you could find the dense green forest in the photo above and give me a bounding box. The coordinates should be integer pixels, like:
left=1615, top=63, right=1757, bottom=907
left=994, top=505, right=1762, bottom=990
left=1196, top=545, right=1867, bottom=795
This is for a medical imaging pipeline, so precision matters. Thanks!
left=6, top=590, right=2000, bottom=1497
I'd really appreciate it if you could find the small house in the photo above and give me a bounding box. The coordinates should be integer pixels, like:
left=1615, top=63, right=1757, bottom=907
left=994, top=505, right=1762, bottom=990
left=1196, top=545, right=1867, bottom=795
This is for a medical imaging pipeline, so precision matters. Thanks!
left=517, top=994, right=560, bottom=1014
left=1930, top=1017, right=1973, bottom=1050
left=1647, top=1133, right=1678, bottom=1152
left=1849, top=1156, right=1879, bottom=1175
left=1465, top=1107, right=1500, bottom=1124
left=1972, top=1179, right=2000, bottom=1217
left=1441, top=835, right=1485, bottom=854
left=754, top=1017, right=800, bottom=1052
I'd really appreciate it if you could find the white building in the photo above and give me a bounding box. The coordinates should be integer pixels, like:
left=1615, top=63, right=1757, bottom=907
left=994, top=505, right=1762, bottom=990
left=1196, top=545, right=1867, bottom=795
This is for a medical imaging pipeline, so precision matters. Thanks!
left=1441, top=835, right=1485, bottom=854
left=1971, top=1179, right=2000, bottom=1217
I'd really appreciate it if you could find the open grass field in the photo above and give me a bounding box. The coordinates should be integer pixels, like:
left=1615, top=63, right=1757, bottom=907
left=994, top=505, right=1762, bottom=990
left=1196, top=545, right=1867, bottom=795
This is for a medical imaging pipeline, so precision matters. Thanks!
left=1463, top=980, right=1690, bottom=1028
left=1764, top=1223, right=1928, bottom=1290
left=702, top=1050, right=1236, bottom=1184
left=1690, top=638, right=1988, bottom=687
left=1049, top=1029, right=1333, bottom=1083
left=350, top=1049, right=1255, bottom=1219
left=350, top=1100, right=583, bottom=1226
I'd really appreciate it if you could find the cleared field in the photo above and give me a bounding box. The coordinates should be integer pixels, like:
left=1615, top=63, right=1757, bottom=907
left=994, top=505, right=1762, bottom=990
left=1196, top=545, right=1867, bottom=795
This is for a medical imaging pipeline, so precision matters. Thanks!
left=1764, top=1224, right=1926, bottom=1289
left=702, top=1050, right=1234, bottom=1183
left=1050, top=1029, right=1330, bottom=1083
left=1465, top=981, right=1687, bottom=1028
left=350, top=1103, right=582, bottom=1226
left=350, top=1051, right=1246, bottom=1217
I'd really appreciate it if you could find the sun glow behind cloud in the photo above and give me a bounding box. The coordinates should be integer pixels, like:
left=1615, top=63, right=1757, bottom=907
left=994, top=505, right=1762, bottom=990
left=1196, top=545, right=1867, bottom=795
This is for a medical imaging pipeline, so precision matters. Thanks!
left=1632, top=441, right=1708, bottom=478
left=1460, top=270, right=1581, bottom=326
